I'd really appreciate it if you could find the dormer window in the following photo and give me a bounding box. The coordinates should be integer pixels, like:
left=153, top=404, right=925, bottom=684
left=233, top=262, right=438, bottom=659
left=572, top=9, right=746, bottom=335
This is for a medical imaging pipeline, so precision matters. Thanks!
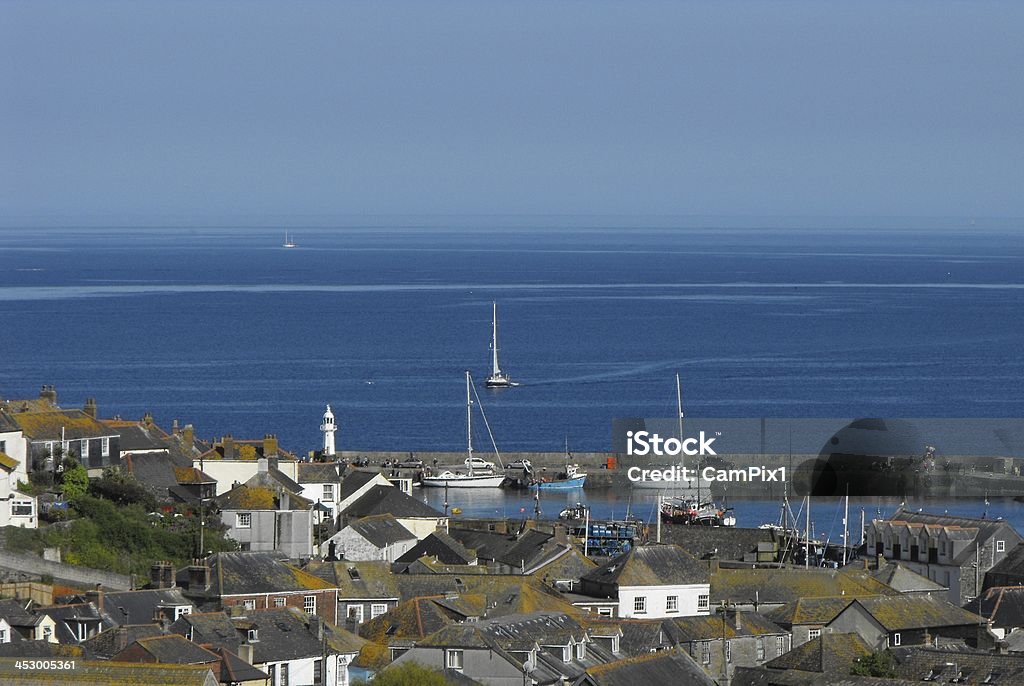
left=446, top=649, right=464, bottom=671
left=576, top=642, right=586, bottom=660
left=247, top=628, right=259, bottom=642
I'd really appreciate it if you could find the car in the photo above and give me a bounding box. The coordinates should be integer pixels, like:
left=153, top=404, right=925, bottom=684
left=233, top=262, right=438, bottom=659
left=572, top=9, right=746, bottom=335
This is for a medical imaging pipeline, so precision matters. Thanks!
left=401, top=458, right=424, bottom=468
left=464, top=457, right=496, bottom=471
left=507, top=459, right=533, bottom=471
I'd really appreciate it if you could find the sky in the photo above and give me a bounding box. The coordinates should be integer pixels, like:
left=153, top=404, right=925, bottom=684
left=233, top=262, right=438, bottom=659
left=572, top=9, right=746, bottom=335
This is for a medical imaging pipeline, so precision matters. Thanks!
left=2, top=0, right=1023, bottom=226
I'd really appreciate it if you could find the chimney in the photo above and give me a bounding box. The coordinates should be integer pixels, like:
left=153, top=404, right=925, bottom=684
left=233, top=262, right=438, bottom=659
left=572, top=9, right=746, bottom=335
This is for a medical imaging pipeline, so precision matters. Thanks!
left=309, top=616, right=323, bottom=640
left=150, top=561, right=175, bottom=589
left=553, top=524, right=569, bottom=546
left=188, top=559, right=211, bottom=589
left=709, top=559, right=720, bottom=574
left=143, top=411, right=154, bottom=427
left=862, top=557, right=870, bottom=570
left=257, top=457, right=269, bottom=474
left=222, top=435, right=235, bottom=459
left=237, top=644, right=254, bottom=664
left=182, top=424, right=195, bottom=447
left=876, top=554, right=885, bottom=570
left=86, top=584, right=104, bottom=611
left=39, top=384, right=57, bottom=406
left=734, top=608, right=742, bottom=631
left=84, top=398, right=97, bottom=419
left=116, top=626, right=129, bottom=652
left=263, top=434, right=279, bottom=458
left=172, top=419, right=180, bottom=434
left=227, top=603, right=245, bottom=618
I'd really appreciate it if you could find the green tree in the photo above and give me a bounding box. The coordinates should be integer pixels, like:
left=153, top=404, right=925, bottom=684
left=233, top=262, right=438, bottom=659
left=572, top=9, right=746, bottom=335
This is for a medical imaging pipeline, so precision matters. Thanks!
left=60, top=462, right=89, bottom=501
left=851, top=649, right=896, bottom=678
left=360, top=662, right=448, bottom=686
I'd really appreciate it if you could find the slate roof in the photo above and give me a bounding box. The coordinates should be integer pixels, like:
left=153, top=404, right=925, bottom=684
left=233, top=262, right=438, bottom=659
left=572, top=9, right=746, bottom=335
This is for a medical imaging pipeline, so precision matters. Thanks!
left=36, top=601, right=118, bottom=644
left=839, top=595, right=987, bottom=631
left=81, top=624, right=167, bottom=659
left=233, top=607, right=366, bottom=663
left=0, top=599, right=39, bottom=628
left=660, top=525, right=782, bottom=561
left=346, top=514, right=417, bottom=548
left=125, top=452, right=183, bottom=499
left=169, top=612, right=242, bottom=652
left=878, top=509, right=1021, bottom=566
left=0, top=452, right=19, bottom=471
left=358, top=596, right=457, bottom=644
left=395, top=531, right=477, bottom=566
left=104, top=419, right=173, bottom=452
left=712, top=568, right=899, bottom=605
left=303, top=560, right=400, bottom=600
left=586, top=647, right=716, bottom=686
left=763, top=632, right=872, bottom=673
left=765, top=596, right=867, bottom=627
left=114, top=634, right=221, bottom=664
left=298, top=462, right=342, bottom=484
left=965, top=586, right=1024, bottom=629
left=8, top=410, right=116, bottom=440
left=870, top=562, right=947, bottom=594
left=214, top=471, right=313, bottom=511
left=986, top=543, right=1024, bottom=587
left=448, top=528, right=565, bottom=572
left=0, top=641, right=82, bottom=658
left=732, top=667, right=921, bottom=685
left=212, top=646, right=270, bottom=683
left=662, top=611, right=788, bottom=642
left=581, top=544, right=710, bottom=590
left=0, top=658, right=218, bottom=686
left=176, top=552, right=334, bottom=598
left=343, top=485, right=443, bottom=519
left=340, top=470, right=384, bottom=500
left=393, top=575, right=579, bottom=617
left=891, top=645, right=1024, bottom=685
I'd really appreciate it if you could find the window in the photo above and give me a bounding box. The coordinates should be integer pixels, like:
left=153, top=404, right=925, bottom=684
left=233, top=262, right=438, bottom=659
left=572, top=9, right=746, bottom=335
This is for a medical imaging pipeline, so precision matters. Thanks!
left=891, top=632, right=901, bottom=647
left=756, top=637, right=765, bottom=661
left=725, top=639, right=732, bottom=662
left=101, top=437, right=110, bottom=457
left=0, top=629, right=6, bottom=643
left=697, top=594, right=710, bottom=612
left=281, top=663, right=289, bottom=686
left=274, top=597, right=286, bottom=607
left=248, top=628, right=259, bottom=642
left=776, top=636, right=786, bottom=655
left=633, top=596, right=647, bottom=614
left=81, top=439, right=89, bottom=459
left=808, top=629, right=821, bottom=640
left=446, top=649, right=464, bottom=670
left=42, top=626, right=52, bottom=641
left=175, top=606, right=192, bottom=619
left=304, top=595, right=316, bottom=614
left=347, top=604, right=364, bottom=624
left=597, top=607, right=613, bottom=617
left=12, top=501, right=34, bottom=517
left=45, top=442, right=54, bottom=457
left=236, top=512, right=252, bottom=529
left=0, top=439, right=6, bottom=452
left=243, top=599, right=256, bottom=611
left=700, top=641, right=711, bottom=665
left=576, top=642, right=586, bottom=660
left=313, top=658, right=323, bottom=685
left=997, top=540, right=1006, bottom=553
left=323, top=484, right=335, bottom=500
left=371, top=603, right=387, bottom=619
left=666, top=595, right=678, bottom=613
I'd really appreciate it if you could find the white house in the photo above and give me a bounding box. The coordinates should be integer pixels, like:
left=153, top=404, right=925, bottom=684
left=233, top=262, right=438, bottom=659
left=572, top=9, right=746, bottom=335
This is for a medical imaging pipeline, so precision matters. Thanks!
left=325, top=515, right=417, bottom=562
left=576, top=544, right=711, bottom=619
left=297, top=461, right=344, bottom=520
left=0, top=428, right=36, bottom=529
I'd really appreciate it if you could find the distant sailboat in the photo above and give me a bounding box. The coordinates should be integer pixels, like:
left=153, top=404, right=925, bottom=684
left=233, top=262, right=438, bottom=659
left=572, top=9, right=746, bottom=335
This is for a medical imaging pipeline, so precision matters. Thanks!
left=282, top=231, right=297, bottom=248
left=485, top=302, right=518, bottom=388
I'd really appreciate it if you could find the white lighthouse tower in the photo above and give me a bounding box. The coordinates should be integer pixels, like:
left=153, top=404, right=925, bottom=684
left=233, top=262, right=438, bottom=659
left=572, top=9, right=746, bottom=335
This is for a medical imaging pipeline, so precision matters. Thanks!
left=320, top=404, right=337, bottom=457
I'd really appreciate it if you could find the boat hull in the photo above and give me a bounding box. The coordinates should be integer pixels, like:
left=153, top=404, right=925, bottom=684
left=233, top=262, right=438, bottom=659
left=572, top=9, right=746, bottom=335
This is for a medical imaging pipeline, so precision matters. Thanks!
left=420, top=474, right=507, bottom=488
left=529, top=475, right=587, bottom=490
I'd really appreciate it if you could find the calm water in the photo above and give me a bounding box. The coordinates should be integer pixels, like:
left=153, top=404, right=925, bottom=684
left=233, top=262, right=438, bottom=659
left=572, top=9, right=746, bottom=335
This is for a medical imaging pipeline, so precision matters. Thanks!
left=1, top=225, right=1023, bottom=458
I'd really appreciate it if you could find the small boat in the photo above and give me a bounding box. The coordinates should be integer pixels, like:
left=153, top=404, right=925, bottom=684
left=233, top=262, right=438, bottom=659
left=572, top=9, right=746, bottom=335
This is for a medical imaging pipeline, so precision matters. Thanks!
left=660, top=496, right=736, bottom=527
left=421, top=371, right=507, bottom=489
left=485, top=302, right=519, bottom=388
left=282, top=231, right=297, bottom=248
left=529, top=463, right=587, bottom=490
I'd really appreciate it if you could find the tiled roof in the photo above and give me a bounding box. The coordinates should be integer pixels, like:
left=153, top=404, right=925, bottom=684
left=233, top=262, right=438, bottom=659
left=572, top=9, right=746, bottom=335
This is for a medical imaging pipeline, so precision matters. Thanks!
left=297, top=462, right=342, bottom=484
left=842, top=595, right=987, bottom=631
left=662, top=611, right=787, bottom=642
left=343, top=485, right=443, bottom=519
left=81, top=624, right=167, bottom=659
left=965, top=586, right=1024, bottom=629
left=358, top=596, right=455, bottom=643
left=660, top=525, right=782, bottom=561
left=93, top=589, right=193, bottom=628
left=105, top=420, right=172, bottom=452
left=395, top=531, right=477, bottom=566
left=581, top=544, right=709, bottom=589
left=346, top=514, right=417, bottom=548
left=870, top=562, right=947, bottom=593
left=177, top=552, right=334, bottom=598
left=303, top=561, right=400, bottom=599
left=212, top=647, right=269, bottom=683
left=764, top=632, right=872, bottom=672
left=0, top=657, right=218, bottom=686
left=891, top=645, right=1024, bottom=685
left=116, top=634, right=220, bottom=664
left=8, top=410, right=115, bottom=440
left=712, top=568, right=900, bottom=605
left=340, top=470, right=384, bottom=500
left=394, top=575, right=579, bottom=617
left=586, top=647, right=715, bottom=686
left=0, top=452, right=19, bottom=471
left=765, top=596, right=864, bottom=626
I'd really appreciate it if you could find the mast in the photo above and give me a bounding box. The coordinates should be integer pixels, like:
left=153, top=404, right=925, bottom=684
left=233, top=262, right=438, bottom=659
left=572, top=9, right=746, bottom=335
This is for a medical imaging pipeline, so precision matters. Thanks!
left=677, top=373, right=695, bottom=503
left=843, top=485, right=850, bottom=566
left=465, top=371, right=474, bottom=468
left=805, top=495, right=811, bottom=570
left=491, top=302, right=501, bottom=377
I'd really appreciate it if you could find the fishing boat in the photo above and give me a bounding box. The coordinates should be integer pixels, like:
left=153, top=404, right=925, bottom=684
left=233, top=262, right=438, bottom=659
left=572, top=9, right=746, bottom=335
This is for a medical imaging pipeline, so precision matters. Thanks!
left=528, top=439, right=587, bottom=490
left=485, top=302, right=519, bottom=388
left=282, top=231, right=297, bottom=248
left=660, top=496, right=736, bottom=527
left=421, top=371, right=507, bottom=488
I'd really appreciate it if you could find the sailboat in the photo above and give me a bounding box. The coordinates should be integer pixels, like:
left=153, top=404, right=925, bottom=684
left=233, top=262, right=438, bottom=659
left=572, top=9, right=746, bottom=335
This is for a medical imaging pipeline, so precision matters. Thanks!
left=282, top=231, right=297, bottom=248
left=633, top=374, right=699, bottom=495
left=485, top=302, right=518, bottom=388
left=421, top=371, right=507, bottom=488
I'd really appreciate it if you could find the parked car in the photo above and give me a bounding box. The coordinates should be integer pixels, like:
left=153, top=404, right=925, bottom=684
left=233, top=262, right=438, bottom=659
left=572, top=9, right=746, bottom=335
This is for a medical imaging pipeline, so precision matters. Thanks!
left=464, top=457, right=496, bottom=471
left=507, top=459, right=533, bottom=471
left=401, top=458, right=424, bottom=468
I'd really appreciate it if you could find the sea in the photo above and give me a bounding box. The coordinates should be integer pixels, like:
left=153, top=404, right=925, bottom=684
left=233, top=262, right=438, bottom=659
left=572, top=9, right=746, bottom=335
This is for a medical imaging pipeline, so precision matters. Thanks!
left=2, top=224, right=1023, bottom=529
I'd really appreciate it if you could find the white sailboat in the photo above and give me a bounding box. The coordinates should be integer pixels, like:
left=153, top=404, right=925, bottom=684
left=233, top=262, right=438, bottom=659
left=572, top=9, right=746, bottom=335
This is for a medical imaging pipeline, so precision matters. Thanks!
left=282, top=231, right=297, bottom=248
left=421, top=371, right=507, bottom=488
left=485, top=302, right=518, bottom=388
left=632, top=373, right=700, bottom=496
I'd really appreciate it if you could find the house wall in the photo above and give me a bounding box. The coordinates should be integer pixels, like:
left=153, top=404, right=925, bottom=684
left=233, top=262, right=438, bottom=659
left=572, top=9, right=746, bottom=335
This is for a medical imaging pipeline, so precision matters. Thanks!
left=0, top=430, right=28, bottom=482
left=337, top=473, right=392, bottom=512
left=196, top=459, right=301, bottom=496
left=221, top=589, right=338, bottom=624
left=30, top=436, right=121, bottom=473
left=395, top=517, right=448, bottom=541
left=826, top=605, right=889, bottom=650
left=330, top=528, right=415, bottom=563
left=685, top=633, right=790, bottom=683
left=262, top=655, right=347, bottom=686
left=221, top=509, right=313, bottom=558
left=618, top=583, right=711, bottom=619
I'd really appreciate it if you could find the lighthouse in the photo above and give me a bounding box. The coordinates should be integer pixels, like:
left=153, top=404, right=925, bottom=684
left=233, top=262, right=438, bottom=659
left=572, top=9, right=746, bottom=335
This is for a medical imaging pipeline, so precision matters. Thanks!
left=320, top=404, right=337, bottom=456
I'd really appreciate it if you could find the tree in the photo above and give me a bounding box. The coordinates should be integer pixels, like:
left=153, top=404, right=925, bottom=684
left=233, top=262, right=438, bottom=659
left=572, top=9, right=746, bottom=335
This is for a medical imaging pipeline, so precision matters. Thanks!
left=851, top=649, right=896, bottom=678
left=61, top=462, right=89, bottom=501
left=360, top=662, right=448, bottom=686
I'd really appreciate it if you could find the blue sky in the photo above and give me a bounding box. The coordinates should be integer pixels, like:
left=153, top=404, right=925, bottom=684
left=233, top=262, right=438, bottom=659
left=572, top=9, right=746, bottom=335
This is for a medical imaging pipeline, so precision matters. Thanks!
left=2, top=1, right=1023, bottom=226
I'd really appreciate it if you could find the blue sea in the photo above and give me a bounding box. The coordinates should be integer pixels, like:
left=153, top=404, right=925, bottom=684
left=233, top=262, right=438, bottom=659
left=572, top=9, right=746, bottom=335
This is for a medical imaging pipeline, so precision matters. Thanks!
left=4, top=224, right=1024, bottom=528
